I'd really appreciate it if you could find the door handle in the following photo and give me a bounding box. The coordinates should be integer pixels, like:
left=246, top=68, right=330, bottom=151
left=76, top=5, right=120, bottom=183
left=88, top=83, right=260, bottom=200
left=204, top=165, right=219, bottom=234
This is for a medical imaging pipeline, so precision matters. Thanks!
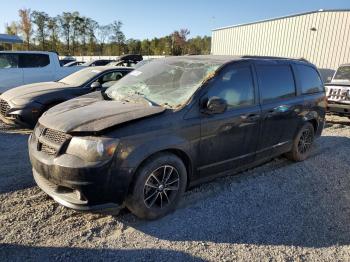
left=241, top=113, right=261, bottom=121
left=266, top=105, right=291, bottom=118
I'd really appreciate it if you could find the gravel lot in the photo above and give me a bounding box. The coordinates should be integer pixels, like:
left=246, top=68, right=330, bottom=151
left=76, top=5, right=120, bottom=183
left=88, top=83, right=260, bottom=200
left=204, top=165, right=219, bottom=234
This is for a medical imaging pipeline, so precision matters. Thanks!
left=1, top=115, right=350, bottom=261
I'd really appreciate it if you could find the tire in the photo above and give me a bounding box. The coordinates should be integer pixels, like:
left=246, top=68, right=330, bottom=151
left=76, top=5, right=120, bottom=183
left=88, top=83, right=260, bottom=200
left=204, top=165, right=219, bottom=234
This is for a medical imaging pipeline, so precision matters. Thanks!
left=126, top=153, right=187, bottom=220
left=285, top=122, right=315, bottom=162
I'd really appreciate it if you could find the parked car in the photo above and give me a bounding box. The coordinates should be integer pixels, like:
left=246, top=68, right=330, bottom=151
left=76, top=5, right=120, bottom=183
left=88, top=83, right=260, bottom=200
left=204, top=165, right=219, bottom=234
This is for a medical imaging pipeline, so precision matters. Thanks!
left=0, top=66, right=132, bottom=127
left=29, top=55, right=326, bottom=219
left=325, top=64, right=350, bottom=117
left=133, top=58, right=154, bottom=69
left=81, top=59, right=116, bottom=67
left=107, top=54, right=143, bottom=67
left=0, top=51, right=82, bottom=93
left=59, top=56, right=76, bottom=66
left=64, top=61, right=85, bottom=67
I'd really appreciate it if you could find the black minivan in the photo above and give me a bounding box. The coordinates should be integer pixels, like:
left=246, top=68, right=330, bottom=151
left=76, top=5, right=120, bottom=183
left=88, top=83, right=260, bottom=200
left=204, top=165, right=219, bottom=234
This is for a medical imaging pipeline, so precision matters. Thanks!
left=28, top=56, right=326, bottom=219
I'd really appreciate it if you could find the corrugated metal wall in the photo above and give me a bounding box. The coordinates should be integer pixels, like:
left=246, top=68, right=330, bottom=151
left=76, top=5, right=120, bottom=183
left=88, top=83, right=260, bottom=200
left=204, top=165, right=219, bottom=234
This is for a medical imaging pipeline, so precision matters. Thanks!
left=211, top=10, right=350, bottom=79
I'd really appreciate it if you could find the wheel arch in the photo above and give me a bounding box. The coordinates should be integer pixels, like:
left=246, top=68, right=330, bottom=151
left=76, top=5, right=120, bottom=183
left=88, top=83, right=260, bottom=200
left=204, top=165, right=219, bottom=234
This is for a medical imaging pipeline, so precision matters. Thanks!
left=127, top=147, right=193, bottom=194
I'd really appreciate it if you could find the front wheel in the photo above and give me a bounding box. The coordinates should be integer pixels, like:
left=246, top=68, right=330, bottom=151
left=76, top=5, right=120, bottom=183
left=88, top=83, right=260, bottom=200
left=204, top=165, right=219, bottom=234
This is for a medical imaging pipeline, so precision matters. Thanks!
left=126, top=153, right=187, bottom=220
left=285, top=122, right=315, bottom=162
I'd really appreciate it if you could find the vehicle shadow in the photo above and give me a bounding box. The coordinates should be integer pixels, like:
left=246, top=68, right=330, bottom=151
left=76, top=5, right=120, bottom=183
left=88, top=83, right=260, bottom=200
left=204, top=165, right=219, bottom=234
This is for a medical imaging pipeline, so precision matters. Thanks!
left=120, top=135, right=350, bottom=248
left=0, top=133, right=34, bottom=194
left=0, top=243, right=204, bottom=261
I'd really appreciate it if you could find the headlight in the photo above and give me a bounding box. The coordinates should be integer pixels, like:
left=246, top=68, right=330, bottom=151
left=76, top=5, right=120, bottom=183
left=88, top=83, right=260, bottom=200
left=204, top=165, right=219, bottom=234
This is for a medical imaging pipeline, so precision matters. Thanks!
left=66, top=136, right=119, bottom=162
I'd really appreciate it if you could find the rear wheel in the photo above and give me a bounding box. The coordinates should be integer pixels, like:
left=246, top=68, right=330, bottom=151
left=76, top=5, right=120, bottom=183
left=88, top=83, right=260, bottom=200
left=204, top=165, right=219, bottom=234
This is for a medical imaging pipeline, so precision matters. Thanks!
left=285, top=122, right=315, bottom=161
left=126, top=153, right=187, bottom=220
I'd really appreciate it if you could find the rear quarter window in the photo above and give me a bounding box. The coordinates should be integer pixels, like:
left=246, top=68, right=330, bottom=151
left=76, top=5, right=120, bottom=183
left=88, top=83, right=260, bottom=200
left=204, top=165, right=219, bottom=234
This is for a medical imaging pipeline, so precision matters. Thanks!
left=256, top=65, right=296, bottom=103
left=296, top=64, right=324, bottom=94
left=19, top=54, right=50, bottom=68
left=0, top=54, right=19, bottom=68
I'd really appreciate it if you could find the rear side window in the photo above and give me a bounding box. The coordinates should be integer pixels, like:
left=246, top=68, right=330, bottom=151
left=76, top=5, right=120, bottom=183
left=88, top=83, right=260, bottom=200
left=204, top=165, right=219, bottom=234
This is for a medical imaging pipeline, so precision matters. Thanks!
left=296, top=64, right=324, bottom=94
left=19, top=54, right=50, bottom=68
left=257, top=65, right=296, bottom=103
left=208, top=65, right=255, bottom=109
left=0, top=54, right=19, bottom=68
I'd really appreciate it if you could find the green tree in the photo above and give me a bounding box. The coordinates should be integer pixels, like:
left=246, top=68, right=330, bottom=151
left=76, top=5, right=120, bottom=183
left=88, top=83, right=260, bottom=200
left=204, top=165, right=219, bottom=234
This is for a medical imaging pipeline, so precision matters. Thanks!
left=5, top=22, right=19, bottom=35
left=97, top=24, right=112, bottom=55
left=58, top=12, right=74, bottom=54
left=31, top=11, right=49, bottom=50
left=111, top=20, right=125, bottom=55
left=47, top=17, right=59, bottom=51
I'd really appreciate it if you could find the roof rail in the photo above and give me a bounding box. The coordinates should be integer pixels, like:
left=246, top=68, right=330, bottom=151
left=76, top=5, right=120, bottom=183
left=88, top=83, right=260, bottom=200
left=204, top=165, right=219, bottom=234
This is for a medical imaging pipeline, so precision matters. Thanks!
left=242, top=55, right=309, bottom=62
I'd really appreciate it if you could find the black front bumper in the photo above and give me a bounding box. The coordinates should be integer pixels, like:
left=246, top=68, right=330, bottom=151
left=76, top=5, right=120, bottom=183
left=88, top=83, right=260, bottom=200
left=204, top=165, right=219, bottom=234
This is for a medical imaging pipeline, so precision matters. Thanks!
left=327, top=102, right=350, bottom=116
left=29, top=135, right=134, bottom=212
left=0, top=107, right=39, bottom=128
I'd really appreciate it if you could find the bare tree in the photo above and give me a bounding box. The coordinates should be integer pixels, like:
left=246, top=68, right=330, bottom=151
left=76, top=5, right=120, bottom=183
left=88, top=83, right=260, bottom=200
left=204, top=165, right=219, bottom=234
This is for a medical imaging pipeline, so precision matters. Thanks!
left=18, top=8, right=32, bottom=50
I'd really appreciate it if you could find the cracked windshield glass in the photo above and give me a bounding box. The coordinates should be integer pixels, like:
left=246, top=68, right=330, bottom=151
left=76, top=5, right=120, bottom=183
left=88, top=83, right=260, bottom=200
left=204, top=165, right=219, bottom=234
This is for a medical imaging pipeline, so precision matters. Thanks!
left=106, top=57, right=222, bottom=108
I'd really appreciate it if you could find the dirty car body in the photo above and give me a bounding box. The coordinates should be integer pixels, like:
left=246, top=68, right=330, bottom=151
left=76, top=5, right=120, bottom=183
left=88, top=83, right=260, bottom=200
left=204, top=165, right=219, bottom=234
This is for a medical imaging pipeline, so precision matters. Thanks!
left=0, top=66, right=132, bottom=128
left=28, top=56, right=326, bottom=217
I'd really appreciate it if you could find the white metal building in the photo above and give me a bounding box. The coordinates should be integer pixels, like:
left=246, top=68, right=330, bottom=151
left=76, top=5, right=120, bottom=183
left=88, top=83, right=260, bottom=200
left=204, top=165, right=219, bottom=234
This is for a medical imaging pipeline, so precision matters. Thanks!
left=211, top=9, right=350, bottom=80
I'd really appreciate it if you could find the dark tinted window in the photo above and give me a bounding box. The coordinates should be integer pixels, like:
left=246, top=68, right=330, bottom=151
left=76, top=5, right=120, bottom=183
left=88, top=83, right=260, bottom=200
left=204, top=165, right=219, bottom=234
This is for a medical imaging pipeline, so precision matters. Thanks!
left=257, top=65, right=296, bottom=103
left=0, top=54, right=19, bottom=68
left=93, top=60, right=110, bottom=66
left=208, top=65, right=255, bottom=109
left=296, top=64, right=324, bottom=94
left=19, top=54, right=50, bottom=68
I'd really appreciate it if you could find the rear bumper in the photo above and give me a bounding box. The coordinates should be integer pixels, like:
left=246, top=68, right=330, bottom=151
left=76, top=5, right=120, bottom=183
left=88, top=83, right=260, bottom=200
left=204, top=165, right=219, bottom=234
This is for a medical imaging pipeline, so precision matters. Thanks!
left=327, top=102, right=350, bottom=116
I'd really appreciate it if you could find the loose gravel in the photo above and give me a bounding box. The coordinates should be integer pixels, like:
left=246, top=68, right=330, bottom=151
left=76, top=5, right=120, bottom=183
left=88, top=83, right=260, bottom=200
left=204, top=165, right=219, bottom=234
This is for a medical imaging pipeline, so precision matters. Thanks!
left=1, top=116, right=350, bottom=261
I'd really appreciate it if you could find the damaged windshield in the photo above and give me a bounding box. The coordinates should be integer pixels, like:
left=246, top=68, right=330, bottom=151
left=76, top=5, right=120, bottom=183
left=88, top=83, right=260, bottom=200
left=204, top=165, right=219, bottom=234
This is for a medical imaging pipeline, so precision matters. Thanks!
left=105, top=57, right=222, bottom=108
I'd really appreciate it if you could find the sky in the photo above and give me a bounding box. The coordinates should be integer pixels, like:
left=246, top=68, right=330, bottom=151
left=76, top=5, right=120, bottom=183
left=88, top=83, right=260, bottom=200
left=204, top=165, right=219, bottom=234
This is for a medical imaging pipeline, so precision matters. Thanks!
left=0, top=0, right=349, bottom=40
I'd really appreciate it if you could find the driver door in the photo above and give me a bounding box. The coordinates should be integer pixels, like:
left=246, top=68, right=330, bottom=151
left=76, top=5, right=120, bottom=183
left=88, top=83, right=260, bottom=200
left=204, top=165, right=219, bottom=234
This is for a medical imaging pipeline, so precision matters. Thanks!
left=199, top=63, right=261, bottom=177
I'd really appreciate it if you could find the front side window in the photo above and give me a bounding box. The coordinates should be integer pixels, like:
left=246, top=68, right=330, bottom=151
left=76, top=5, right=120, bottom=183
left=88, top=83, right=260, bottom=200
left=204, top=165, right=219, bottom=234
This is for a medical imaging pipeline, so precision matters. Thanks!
left=207, top=65, right=255, bottom=109
left=19, top=54, right=50, bottom=68
left=98, top=71, right=128, bottom=84
left=106, top=58, right=222, bottom=108
left=0, top=54, right=19, bottom=69
left=257, top=65, right=296, bottom=103
left=296, top=64, right=324, bottom=94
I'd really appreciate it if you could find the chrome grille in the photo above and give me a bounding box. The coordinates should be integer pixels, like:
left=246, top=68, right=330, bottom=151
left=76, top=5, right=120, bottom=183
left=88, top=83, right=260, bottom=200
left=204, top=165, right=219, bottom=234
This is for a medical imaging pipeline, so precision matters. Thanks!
left=327, top=87, right=350, bottom=102
left=0, top=99, right=10, bottom=116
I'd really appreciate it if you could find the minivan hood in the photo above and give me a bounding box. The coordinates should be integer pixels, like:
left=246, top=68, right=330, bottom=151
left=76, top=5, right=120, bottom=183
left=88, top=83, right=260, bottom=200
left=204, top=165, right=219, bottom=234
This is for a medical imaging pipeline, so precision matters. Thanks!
left=39, top=93, right=166, bottom=133
left=1, top=82, right=69, bottom=103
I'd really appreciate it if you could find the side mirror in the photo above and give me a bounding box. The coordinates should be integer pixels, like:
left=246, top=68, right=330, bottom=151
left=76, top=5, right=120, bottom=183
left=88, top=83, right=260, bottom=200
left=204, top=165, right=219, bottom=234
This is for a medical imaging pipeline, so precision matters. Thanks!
left=90, top=81, right=101, bottom=90
left=205, top=96, right=227, bottom=114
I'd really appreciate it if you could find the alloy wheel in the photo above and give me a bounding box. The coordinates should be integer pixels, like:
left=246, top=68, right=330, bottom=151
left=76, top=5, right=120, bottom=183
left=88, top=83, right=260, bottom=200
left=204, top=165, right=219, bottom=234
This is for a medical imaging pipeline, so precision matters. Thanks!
left=143, top=165, right=180, bottom=209
left=298, top=128, right=313, bottom=154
